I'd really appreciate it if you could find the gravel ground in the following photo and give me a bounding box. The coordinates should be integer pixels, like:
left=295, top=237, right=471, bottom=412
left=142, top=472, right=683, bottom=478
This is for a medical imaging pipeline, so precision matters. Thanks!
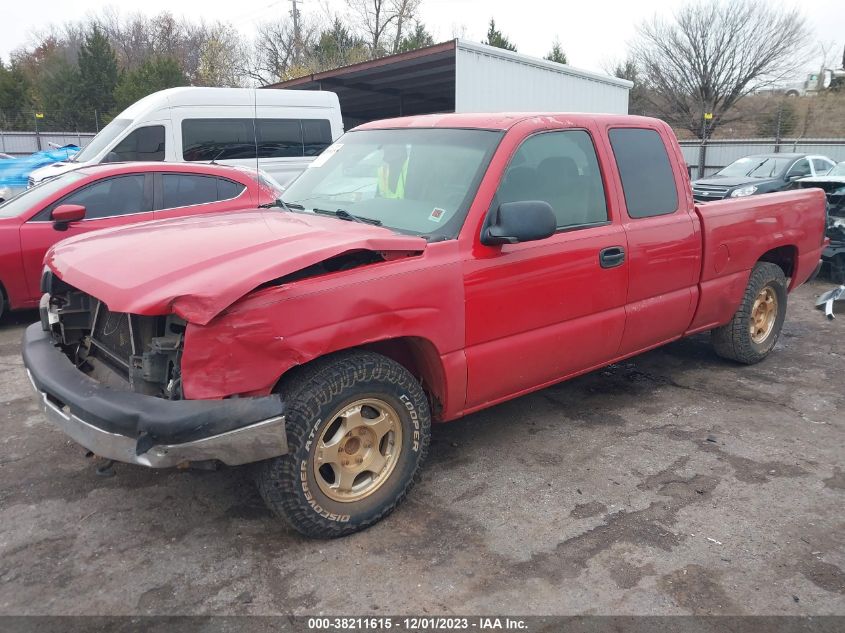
left=0, top=280, right=843, bottom=616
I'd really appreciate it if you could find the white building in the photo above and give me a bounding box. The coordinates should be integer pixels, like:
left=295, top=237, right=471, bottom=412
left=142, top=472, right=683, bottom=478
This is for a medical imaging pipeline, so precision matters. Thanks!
left=265, top=39, right=631, bottom=128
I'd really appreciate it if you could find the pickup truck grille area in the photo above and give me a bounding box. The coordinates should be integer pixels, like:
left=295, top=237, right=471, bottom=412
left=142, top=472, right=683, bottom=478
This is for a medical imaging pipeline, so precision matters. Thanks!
left=90, top=304, right=135, bottom=370
left=43, top=282, right=185, bottom=399
left=692, top=184, right=730, bottom=201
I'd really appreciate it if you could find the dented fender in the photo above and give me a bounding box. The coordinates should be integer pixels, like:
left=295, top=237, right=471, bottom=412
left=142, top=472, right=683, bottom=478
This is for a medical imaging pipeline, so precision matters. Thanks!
left=46, top=210, right=428, bottom=325
left=181, top=240, right=469, bottom=418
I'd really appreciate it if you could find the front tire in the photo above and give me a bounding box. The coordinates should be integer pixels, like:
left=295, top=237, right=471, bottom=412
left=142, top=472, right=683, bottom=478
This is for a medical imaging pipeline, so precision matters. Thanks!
left=711, top=262, right=787, bottom=364
left=256, top=351, right=431, bottom=538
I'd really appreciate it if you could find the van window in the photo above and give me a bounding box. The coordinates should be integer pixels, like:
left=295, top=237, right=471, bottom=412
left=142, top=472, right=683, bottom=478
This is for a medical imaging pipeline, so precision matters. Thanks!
left=182, top=119, right=256, bottom=161
left=256, top=119, right=302, bottom=158
left=608, top=128, right=678, bottom=218
left=105, top=125, right=165, bottom=162
left=182, top=118, right=334, bottom=161
left=303, top=119, right=332, bottom=156
left=73, top=118, right=131, bottom=163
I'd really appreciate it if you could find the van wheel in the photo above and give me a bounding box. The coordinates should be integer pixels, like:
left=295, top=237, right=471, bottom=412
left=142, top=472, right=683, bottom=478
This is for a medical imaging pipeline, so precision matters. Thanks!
left=256, top=351, right=431, bottom=538
left=712, top=262, right=787, bottom=364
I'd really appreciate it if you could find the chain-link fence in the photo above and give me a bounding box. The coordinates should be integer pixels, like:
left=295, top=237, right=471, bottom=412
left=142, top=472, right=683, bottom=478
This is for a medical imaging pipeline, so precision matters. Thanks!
left=0, top=109, right=103, bottom=136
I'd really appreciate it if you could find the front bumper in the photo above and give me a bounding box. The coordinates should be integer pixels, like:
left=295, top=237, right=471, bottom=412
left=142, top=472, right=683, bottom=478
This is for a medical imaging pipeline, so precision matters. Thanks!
left=22, top=323, right=287, bottom=467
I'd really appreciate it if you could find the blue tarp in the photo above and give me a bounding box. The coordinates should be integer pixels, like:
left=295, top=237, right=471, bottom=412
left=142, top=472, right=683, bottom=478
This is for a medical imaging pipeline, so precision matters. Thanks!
left=0, top=145, right=79, bottom=189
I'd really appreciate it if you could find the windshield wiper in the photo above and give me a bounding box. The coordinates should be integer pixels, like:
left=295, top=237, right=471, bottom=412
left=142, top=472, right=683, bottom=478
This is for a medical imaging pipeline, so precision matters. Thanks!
left=258, top=198, right=300, bottom=211
left=312, top=207, right=382, bottom=226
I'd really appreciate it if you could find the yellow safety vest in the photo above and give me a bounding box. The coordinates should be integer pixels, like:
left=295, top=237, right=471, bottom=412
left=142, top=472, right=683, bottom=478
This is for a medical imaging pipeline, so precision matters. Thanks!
left=377, top=159, right=408, bottom=199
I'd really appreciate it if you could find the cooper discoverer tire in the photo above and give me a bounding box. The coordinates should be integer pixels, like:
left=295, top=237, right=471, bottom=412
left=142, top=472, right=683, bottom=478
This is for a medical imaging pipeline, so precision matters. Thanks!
left=711, top=262, right=787, bottom=364
left=256, top=350, right=431, bottom=538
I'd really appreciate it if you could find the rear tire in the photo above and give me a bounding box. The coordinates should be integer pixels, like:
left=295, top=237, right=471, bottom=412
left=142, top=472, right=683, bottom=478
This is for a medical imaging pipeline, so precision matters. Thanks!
left=256, top=351, right=431, bottom=538
left=712, top=262, right=787, bottom=364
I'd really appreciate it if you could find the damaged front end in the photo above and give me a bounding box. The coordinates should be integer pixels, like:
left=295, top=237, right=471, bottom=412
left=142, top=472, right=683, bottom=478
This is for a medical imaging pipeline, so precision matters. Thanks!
left=23, top=272, right=287, bottom=468
left=42, top=271, right=186, bottom=399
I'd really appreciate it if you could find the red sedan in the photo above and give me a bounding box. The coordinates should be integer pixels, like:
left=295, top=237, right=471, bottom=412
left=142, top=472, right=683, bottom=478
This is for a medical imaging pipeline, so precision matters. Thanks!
left=0, top=162, right=281, bottom=318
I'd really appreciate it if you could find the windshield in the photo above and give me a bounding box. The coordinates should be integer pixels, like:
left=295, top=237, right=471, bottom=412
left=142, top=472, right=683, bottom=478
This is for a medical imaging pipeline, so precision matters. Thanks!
left=715, top=156, right=791, bottom=179
left=71, top=118, right=132, bottom=163
left=830, top=162, right=845, bottom=177
left=281, top=128, right=502, bottom=238
left=0, top=172, right=86, bottom=218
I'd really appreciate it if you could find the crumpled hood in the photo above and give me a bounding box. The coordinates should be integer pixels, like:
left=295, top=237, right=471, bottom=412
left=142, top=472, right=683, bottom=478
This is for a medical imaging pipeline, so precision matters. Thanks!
left=46, top=210, right=426, bottom=325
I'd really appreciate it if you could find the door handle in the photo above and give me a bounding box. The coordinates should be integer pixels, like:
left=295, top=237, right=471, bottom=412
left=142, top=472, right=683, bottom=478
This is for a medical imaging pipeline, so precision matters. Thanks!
left=599, top=246, right=625, bottom=269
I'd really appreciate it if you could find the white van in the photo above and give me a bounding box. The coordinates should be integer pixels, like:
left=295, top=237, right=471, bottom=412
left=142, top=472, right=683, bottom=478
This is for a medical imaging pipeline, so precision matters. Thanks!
left=28, top=87, right=343, bottom=187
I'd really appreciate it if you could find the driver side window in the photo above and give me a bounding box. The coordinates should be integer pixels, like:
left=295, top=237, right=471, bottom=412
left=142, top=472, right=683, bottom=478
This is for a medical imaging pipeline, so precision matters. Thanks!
left=496, top=130, right=608, bottom=229
left=787, top=159, right=811, bottom=178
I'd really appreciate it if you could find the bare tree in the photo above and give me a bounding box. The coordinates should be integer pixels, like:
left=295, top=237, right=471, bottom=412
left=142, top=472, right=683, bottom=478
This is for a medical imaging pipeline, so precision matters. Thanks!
left=391, top=0, right=422, bottom=54
left=246, top=15, right=319, bottom=85
left=631, top=0, right=811, bottom=137
left=346, top=0, right=421, bottom=57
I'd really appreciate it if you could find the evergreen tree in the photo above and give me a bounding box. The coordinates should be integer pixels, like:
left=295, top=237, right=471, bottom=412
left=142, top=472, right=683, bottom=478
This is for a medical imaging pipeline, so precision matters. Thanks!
left=482, top=19, right=516, bottom=52
left=114, top=56, right=187, bottom=113
left=78, top=26, right=118, bottom=116
left=0, top=61, right=32, bottom=129
left=398, top=21, right=435, bottom=53
left=544, top=40, right=567, bottom=64
left=37, top=57, right=84, bottom=130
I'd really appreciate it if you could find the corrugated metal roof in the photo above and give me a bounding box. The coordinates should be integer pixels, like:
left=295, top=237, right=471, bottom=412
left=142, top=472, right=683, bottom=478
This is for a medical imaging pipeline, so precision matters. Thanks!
left=264, top=39, right=631, bottom=124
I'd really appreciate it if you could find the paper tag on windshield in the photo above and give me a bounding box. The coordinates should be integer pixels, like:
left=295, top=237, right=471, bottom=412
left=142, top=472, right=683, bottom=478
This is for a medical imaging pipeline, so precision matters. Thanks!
left=429, top=207, right=445, bottom=222
left=308, top=143, right=342, bottom=168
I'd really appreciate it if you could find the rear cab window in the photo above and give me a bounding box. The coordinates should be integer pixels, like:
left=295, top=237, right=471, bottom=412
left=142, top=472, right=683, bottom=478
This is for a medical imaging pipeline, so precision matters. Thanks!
left=608, top=128, right=678, bottom=218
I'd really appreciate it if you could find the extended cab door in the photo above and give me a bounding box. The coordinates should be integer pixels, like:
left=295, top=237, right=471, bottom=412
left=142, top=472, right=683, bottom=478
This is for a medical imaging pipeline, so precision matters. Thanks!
left=605, top=126, right=701, bottom=355
left=463, top=126, right=629, bottom=410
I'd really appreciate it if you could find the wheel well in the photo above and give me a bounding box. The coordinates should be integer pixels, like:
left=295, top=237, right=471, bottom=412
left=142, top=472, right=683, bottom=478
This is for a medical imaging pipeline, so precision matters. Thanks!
left=360, top=338, right=446, bottom=417
left=758, top=245, right=796, bottom=278
left=275, top=337, right=447, bottom=418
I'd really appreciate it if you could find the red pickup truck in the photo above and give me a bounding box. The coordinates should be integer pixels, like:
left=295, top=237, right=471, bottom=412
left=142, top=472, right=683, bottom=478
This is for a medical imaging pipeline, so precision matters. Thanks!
left=23, top=113, right=826, bottom=538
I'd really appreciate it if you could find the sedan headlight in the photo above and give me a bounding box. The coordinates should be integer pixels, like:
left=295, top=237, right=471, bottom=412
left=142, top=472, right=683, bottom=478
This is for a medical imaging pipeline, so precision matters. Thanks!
left=730, top=185, right=758, bottom=198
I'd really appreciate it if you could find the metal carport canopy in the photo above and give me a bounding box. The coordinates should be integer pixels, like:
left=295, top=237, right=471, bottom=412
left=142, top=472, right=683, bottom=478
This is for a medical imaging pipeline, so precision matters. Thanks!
left=263, top=41, right=459, bottom=126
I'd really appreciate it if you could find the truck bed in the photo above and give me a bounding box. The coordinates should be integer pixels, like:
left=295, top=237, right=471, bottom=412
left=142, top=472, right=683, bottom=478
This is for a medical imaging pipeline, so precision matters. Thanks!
left=686, top=188, right=827, bottom=334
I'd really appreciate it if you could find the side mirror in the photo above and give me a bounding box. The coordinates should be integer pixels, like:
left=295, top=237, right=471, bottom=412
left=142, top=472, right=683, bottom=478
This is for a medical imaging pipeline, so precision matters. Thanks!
left=481, top=201, right=557, bottom=246
left=52, top=204, right=86, bottom=231
left=786, top=173, right=803, bottom=182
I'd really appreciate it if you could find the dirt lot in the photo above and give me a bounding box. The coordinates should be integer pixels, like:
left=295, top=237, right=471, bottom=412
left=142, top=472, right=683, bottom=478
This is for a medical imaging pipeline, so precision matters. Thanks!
left=0, top=281, right=843, bottom=616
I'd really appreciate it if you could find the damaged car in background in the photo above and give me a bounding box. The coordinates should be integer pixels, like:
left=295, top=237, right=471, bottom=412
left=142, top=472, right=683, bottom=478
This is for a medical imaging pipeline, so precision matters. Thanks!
left=23, top=113, right=827, bottom=539
left=796, top=161, right=845, bottom=283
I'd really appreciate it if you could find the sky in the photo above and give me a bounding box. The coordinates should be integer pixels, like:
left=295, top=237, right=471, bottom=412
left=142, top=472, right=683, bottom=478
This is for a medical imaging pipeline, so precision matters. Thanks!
left=1, top=0, right=843, bottom=76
